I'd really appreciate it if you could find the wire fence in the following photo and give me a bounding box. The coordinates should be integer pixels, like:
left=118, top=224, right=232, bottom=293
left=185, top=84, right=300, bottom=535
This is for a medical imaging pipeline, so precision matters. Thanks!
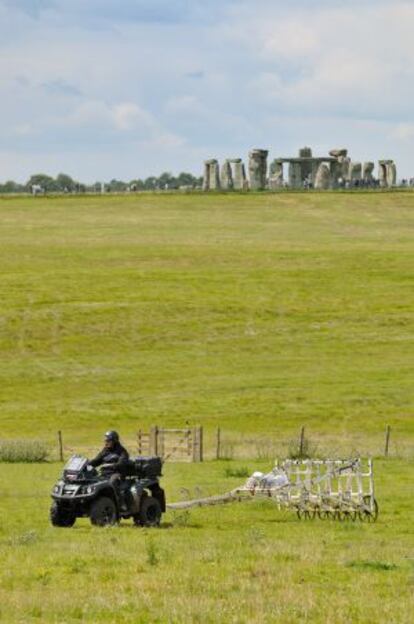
left=0, top=425, right=412, bottom=463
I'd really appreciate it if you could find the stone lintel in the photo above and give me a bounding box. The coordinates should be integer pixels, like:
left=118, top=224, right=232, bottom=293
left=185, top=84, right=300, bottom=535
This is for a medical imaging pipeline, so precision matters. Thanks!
left=274, top=157, right=337, bottom=164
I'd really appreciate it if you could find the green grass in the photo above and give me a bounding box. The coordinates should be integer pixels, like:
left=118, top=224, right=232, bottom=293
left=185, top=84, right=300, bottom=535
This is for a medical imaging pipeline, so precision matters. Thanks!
left=0, top=459, right=413, bottom=623
left=0, top=192, right=413, bottom=452
left=0, top=192, right=413, bottom=622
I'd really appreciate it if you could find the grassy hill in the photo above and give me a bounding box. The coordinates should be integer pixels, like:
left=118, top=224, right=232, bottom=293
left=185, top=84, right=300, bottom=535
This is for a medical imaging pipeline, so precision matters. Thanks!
left=1, top=191, right=413, bottom=623
left=0, top=191, right=413, bottom=455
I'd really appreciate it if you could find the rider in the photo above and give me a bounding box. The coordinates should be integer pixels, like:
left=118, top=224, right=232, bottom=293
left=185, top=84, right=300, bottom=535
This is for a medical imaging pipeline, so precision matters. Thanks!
left=89, top=431, right=130, bottom=501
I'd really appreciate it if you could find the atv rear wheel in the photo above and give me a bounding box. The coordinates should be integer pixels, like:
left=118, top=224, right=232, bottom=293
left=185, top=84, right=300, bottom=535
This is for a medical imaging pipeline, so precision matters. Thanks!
left=50, top=502, right=76, bottom=527
left=134, top=495, right=161, bottom=527
left=90, top=496, right=117, bottom=527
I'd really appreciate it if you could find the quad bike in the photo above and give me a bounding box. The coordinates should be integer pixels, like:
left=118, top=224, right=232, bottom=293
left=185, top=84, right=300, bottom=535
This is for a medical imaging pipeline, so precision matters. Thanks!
left=50, top=455, right=165, bottom=528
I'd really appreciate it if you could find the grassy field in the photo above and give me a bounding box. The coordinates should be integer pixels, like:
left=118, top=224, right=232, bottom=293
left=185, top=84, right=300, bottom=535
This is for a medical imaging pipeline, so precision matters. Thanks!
left=0, top=191, right=413, bottom=622
left=0, top=459, right=413, bottom=623
left=0, top=192, right=413, bottom=450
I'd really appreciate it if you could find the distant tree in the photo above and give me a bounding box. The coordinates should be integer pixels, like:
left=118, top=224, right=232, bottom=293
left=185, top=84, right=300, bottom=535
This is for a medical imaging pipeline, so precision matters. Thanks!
left=26, top=174, right=58, bottom=193
left=176, top=172, right=201, bottom=188
left=107, top=179, right=128, bottom=192
left=129, top=179, right=145, bottom=191
left=0, top=180, right=25, bottom=193
left=144, top=176, right=158, bottom=190
left=55, top=173, right=77, bottom=192
left=157, top=171, right=177, bottom=189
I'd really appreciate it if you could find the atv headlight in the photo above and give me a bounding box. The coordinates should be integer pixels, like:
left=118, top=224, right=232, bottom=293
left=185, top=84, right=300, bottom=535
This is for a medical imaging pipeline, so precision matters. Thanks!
left=53, top=485, right=60, bottom=494
left=85, top=485, right=95, bottom=494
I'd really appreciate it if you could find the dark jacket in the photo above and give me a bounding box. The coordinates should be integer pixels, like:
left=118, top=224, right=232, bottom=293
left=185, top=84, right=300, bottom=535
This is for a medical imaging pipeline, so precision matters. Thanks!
left=89, top=442, right=129, bottom=471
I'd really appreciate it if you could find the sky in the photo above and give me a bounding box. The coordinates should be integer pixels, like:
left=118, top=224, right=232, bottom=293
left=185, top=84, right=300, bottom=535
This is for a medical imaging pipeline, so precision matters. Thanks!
left=1, top=0, right=414, bottom=182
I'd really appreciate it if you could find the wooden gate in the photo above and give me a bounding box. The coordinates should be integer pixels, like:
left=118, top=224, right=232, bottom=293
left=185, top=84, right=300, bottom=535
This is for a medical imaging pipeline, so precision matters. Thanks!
left=137, top=426, right=203, bottom=462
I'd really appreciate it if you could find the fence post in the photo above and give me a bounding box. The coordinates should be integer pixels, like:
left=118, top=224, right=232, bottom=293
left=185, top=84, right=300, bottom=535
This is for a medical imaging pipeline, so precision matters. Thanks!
left=384, top=425, right=391, bottom=457
left=58, top=430, right=64, bottom=462
left=198, top=426, right=203, bottom=462
left=299, top=426, right=305, bottom=457
left=187, top=429, right=192, bottom=459
left=137, top=430, right=142, bottom=455
left=150, top=426, right=159, bottom=456
left=159, top=428, right=165, bottom=459
left=216, top=427, right=221, bottom=460
left=192, top=427, right=199, bottom=462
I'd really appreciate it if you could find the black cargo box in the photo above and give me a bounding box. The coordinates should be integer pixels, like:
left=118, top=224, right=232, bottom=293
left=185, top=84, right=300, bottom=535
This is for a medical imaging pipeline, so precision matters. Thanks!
left=132, top=456, right=163, bottom=478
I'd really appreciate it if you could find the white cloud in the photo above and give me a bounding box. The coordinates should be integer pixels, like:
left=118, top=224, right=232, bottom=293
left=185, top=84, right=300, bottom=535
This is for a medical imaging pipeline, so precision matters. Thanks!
left=65, top=100, right=155, bottom=133
left=165, top=95, right=204, bottom=115
left=0, top=0, right=413, bottom=180
left=225, top=2, right=414, bottom=115
left=389, top=124, right=414, bottom=142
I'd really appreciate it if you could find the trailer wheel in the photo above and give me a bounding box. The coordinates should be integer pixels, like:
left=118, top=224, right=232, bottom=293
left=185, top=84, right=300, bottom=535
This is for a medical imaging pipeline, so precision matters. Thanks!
left=297, top=508, right=315, bottom=520
left=358, top=496, right=378, bottom=523
left=317, top=509, right=331, bottom=520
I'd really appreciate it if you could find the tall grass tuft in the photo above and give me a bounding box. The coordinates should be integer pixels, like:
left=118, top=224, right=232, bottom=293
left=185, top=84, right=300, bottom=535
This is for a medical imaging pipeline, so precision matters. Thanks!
left=224, top=466, right=250, bottom=478
left=287, top=433, right=318, bottom=460
left=0, top=439, right=49, bottom=463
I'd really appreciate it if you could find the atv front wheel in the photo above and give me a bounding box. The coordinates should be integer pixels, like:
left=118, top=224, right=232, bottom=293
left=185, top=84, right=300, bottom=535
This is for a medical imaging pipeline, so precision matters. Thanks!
left=134, top=495, right=161, bottom=527
left=50, top=502, right=76, bottom=527
left=90, top=496, right=117, bottom=527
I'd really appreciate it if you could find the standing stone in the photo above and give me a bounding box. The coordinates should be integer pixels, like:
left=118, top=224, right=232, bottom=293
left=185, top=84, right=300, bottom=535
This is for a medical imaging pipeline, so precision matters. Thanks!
left=248, top=149, right=268, bottom=190
left=299, top=146, right=313, bottom=181
left=378, top=161, right=388, bottom=187
left=309, top=160, right=320, bottom=186
left=288, top=162, right=302, bottom=188
left=299, top=147, right=312, bottom=158
left=203, top=159, right=220, bottom=190
left=378, top=161, right=396, bottom=188
left=220, top=160, right=233, bottom=190
left=203, top=161, right=211, bottom=191
left=330, top=160, right=343, bottom=188
left=314, top=163, right=331, bottom=189
left=340, top=156, right=351, bottom=181
left=362, top=162, right=375, bottom=184
left=269, top=160, right=284, bottom=189
left=349, top=162, right=362, bottom=185
left=232, top=159, right=247, bottom=190
left=387, top=162, right=397, bottom=187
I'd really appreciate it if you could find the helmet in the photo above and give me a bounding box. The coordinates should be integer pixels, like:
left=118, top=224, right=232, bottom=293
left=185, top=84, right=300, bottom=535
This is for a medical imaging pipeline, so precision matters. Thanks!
left=104, top=430, right=119, bottom=443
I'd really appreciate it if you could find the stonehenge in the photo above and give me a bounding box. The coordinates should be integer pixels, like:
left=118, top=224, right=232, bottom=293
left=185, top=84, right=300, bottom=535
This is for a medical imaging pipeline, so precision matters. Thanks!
left=362, top=162, right=375, bottom=184
left=269, top=160, right=284, bottom=189
left=203, top=159, right=220, bottom=191
left=248, top=149, right=268, bottom=190
left=314, top=163, right=331, bottom=190
left=349, top=162, right=362, bottom=184
left=202, top=148, right=397, bottom=191
left=378, top=160, right=397, bottom=188
left=231, top=159, right=247, bottom=190
left=299, top=146, right=313, bottom=181
left=220, top=160, right=233, bottom=190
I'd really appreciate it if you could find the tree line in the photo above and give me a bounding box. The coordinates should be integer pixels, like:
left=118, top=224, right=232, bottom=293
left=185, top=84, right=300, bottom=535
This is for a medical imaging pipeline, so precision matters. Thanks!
left=0, top=171, right=203, bottom=194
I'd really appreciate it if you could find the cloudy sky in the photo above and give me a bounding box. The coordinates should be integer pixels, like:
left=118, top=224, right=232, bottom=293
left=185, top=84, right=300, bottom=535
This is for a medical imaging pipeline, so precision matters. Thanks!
left=1, top=0, right=413, bottom=182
